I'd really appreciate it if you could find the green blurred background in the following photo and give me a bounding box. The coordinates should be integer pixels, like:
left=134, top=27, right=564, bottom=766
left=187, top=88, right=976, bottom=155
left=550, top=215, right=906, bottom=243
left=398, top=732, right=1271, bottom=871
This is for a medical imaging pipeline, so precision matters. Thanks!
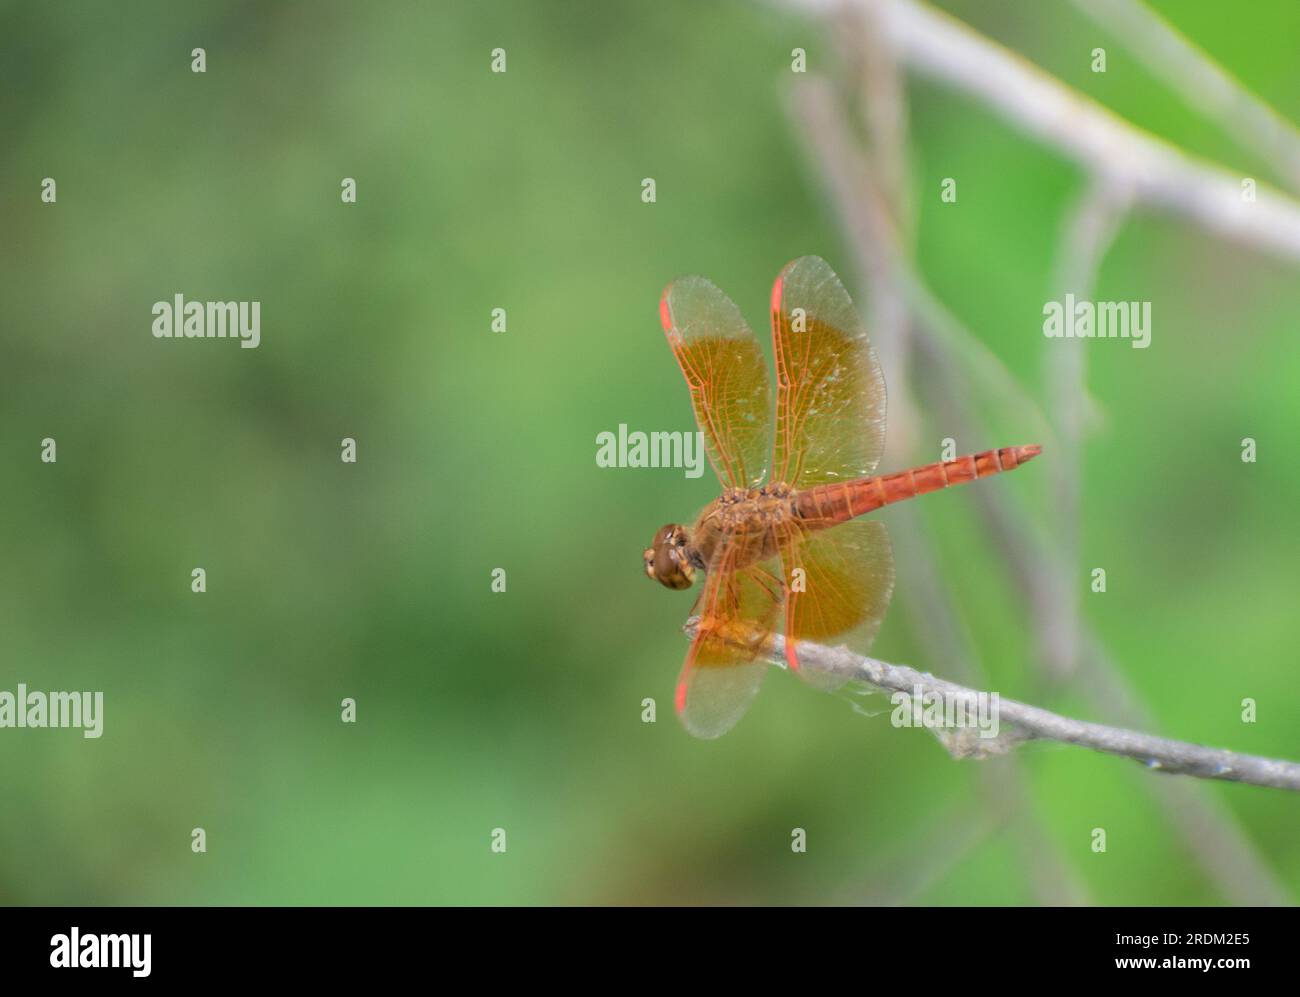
left=2, top=0, right=1297, bottom=905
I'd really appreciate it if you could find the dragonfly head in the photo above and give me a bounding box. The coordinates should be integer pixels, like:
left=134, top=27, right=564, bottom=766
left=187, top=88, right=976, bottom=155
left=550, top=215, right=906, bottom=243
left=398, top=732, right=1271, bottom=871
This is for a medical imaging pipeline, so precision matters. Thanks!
left=644, top=524, right=696, bottom=590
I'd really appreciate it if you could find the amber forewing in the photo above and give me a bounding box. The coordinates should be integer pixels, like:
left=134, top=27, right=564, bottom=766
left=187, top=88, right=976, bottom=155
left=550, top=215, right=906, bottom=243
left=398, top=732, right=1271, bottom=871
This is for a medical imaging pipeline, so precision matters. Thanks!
left=770, top=258, right=895, bottom=675
left=660, top=276, right=773, bottom=490
left=770, top=256, right=887, bottom=489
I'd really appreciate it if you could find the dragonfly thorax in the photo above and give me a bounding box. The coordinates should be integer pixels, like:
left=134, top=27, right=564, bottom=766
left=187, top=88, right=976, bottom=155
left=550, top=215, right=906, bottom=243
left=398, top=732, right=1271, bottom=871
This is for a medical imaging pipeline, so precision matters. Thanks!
left=688, top=483, right=799, bottom=572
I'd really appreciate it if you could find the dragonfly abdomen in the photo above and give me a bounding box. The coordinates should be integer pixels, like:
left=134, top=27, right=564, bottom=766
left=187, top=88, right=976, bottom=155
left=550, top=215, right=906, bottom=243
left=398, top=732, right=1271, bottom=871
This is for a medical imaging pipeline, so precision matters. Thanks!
left=795, top=445, right=1041, bottom=525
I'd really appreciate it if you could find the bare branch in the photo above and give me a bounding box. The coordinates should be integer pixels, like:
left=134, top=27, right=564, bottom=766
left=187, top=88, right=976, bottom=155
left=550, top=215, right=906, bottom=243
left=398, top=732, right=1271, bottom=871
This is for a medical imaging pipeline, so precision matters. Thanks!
left=1069, top=0, right=1300, bottom=192
left=782, top=0, right=1300, bottom=262
left=689, top=625, right=1300, bottom=792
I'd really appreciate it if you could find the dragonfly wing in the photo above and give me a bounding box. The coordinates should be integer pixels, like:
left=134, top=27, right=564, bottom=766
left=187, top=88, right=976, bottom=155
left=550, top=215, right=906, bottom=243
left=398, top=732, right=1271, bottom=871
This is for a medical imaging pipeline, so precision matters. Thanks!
left=660, top=276, right=773, bottom=490
left=778, top=518, right=894, bottom=691
left=676, top=550, right=785, bottom=739
left=770, top=256, right=887, bottom=489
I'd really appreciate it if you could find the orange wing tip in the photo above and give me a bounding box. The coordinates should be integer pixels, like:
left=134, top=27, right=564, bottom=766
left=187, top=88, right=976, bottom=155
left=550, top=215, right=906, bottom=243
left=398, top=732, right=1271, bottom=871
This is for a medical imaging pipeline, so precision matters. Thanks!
left=658, top=293, right=674, bottom=334
left=770, top=273, right=784, bottom=315
left=784, top=639, right=801, bottom=672
left=674, top=679, right=688, bottom=714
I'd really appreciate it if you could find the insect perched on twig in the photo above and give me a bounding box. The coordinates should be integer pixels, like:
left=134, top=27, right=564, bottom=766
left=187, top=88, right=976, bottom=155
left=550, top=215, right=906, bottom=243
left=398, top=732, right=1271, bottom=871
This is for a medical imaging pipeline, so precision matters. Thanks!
left=645, top=256, right=1041, bottom=738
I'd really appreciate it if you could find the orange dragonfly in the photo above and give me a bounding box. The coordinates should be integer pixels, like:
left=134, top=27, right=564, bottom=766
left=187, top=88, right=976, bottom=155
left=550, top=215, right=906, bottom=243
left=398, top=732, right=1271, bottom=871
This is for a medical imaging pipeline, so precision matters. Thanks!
left=645, top=256, right=1041, bottom=738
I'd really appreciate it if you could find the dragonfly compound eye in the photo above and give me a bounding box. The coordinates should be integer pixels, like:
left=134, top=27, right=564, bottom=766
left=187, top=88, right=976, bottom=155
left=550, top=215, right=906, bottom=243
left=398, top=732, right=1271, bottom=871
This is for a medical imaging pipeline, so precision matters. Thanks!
left=647, top=524, right=695, bottom=589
